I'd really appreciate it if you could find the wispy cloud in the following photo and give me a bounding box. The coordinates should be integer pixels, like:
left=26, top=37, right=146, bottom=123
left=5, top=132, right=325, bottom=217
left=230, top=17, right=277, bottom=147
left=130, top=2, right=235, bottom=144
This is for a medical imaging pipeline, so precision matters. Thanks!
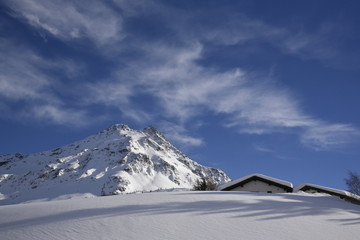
left=301, top=123, right=360, bottom=151
left=5, top=0, right=124, bottom=46
left=136, top=43, right=245, bottom=122
left=197, top=14, right=286, bottom=46
left=85, top=79, right=134, bottom=106
left=159, top=122, right=204, bottom=148
left=84, top=38, right=360, bottom=149
left=0, top=39, right=51, bottom=101
left=254, top=145, right=275, bottom=153
left=125, top=43, right=306, bottom=131
left=28, top=105, right=92, bottom=127
left=277, top=21, right=360, bottom=69
left=0, top=39, right=91, bottom=126
left=188, top=11, right=357, bottom=69
left=2, top=0, right=359, bottom=150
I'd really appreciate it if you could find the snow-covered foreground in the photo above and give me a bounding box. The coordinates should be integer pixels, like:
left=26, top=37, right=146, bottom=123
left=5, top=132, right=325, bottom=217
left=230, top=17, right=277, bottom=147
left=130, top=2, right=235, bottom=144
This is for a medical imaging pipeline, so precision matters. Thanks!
left=0, top=191, right=359, bottom=240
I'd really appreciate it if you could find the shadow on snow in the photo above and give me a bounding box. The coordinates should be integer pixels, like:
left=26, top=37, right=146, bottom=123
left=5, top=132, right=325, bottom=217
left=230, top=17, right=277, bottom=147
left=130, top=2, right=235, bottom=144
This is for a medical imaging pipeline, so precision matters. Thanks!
left=1, top=191, right=359, bottom=230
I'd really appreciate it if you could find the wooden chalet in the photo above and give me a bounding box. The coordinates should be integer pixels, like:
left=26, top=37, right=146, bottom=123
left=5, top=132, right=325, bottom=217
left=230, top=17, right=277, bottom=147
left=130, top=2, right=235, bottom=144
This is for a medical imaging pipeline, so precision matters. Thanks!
left=218, top=173, right=293, bottom=193
left=294, top=184, right=360, bottom=204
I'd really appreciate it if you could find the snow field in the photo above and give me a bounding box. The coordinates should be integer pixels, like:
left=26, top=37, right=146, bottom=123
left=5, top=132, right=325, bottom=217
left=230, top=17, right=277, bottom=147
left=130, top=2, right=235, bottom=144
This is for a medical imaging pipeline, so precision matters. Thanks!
left=0, top=191, right=359, bottom=240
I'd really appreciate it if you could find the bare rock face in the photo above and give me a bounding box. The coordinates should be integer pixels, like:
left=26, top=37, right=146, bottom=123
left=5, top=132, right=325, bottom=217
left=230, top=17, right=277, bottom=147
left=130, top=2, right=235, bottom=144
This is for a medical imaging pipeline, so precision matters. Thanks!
left=0, top=124, right=230, bottom=204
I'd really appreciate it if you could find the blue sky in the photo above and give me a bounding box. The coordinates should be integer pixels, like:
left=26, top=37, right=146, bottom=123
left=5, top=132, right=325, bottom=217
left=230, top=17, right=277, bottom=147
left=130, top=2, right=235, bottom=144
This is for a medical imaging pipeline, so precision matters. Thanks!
left=1, top=0, right=360, bottom=190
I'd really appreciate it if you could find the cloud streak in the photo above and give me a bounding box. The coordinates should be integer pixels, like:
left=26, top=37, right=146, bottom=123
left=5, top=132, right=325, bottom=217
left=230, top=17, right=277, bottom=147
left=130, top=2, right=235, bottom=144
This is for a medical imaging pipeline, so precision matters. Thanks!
left=5, top=0, right=124, bottom=46
left=159, top=122, right=204, bottom=148
left=0, top=39, right=91, bottom=126
left=2, top=0, right=359, bottom=150
left=84, top=39, right=360, bottom=150
left=254, top=144, right=275, bottom=153
left=0, top=39, right=51, bottom=101
left=29, top=105, right=92, bottom=127
left=301, top=123, right=360, bottom=151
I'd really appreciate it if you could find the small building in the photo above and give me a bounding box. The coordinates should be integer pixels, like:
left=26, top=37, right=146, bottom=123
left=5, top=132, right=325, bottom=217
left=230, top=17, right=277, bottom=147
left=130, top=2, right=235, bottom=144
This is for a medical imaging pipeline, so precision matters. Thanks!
left=218, top=173, right=293, bottom=193
left=294, top=183, right=360, bottom=204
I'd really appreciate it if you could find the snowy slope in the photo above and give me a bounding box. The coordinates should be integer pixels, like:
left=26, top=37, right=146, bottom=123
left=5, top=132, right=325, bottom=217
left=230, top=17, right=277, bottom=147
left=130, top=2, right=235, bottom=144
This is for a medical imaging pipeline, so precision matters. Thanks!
left=0, top=124, right=230, bottom=205
left=0, top=191, right=359, bottom=240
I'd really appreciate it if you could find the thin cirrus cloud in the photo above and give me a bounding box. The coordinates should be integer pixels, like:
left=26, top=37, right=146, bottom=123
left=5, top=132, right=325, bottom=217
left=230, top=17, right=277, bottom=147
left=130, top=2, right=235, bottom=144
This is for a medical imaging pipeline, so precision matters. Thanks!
left=192, top=12, right=355, bottom=70
left=0, top=39, right=51, bottom=101
left=84, top=41, right=360, bottom=150
left=254, top=145, right=275, bottom=153
left=301, top=123, right=360, bottom=151
left=2, top=0, right=359, bottom=150
left=196, top=15, right=286, bottom=46
left=0, top=39, right=91, bottom=126
left=159, top=122, right=204, bottom=148
left=119, top=42, right=301, bottom=130
left=28, top=104, right=92, bottom=127
left=5, top=0, right=124, bottom=46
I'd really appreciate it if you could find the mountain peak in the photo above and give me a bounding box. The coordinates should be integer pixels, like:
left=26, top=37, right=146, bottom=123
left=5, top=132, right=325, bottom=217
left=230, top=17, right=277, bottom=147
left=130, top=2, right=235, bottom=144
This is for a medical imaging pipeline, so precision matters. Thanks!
left=102, top=124, right=131, bottom=133
left=0, top=124, right=230, bottom=204
left=143, top=126, right=169, bottom=144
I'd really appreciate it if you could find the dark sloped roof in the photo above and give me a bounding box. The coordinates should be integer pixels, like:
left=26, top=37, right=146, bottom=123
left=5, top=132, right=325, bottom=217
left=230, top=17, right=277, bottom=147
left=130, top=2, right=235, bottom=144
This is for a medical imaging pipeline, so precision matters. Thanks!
left=294, top=184, right=360, bottom=204
left=219, top=173, right=293, bottom=192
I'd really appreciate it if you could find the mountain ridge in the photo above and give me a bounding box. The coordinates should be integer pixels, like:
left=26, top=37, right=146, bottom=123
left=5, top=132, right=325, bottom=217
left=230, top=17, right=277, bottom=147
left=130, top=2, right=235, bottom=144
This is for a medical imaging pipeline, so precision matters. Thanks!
left=0, top=124, right=230, bottom=204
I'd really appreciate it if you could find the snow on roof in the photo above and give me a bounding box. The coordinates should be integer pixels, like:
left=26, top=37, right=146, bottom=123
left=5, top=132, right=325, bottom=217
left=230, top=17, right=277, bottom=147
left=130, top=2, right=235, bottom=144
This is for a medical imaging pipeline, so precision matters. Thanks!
left=294, top=183, right=354, bottom=197
left=218, top=173, right=293, bottom=191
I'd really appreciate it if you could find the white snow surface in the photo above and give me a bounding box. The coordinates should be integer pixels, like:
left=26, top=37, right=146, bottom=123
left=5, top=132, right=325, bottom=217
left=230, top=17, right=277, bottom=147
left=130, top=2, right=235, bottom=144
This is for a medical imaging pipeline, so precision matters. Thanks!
left=0, top=191, right=359, bottom=240
left=0, top=124, right=230, bottom=205
left=218, top=173, right=293, bottom=190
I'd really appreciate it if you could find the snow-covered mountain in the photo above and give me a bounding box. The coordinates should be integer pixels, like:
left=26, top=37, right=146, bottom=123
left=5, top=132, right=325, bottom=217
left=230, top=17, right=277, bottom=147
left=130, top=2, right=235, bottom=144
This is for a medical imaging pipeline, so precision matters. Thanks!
left=0, top=124, right=230, bottom=204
